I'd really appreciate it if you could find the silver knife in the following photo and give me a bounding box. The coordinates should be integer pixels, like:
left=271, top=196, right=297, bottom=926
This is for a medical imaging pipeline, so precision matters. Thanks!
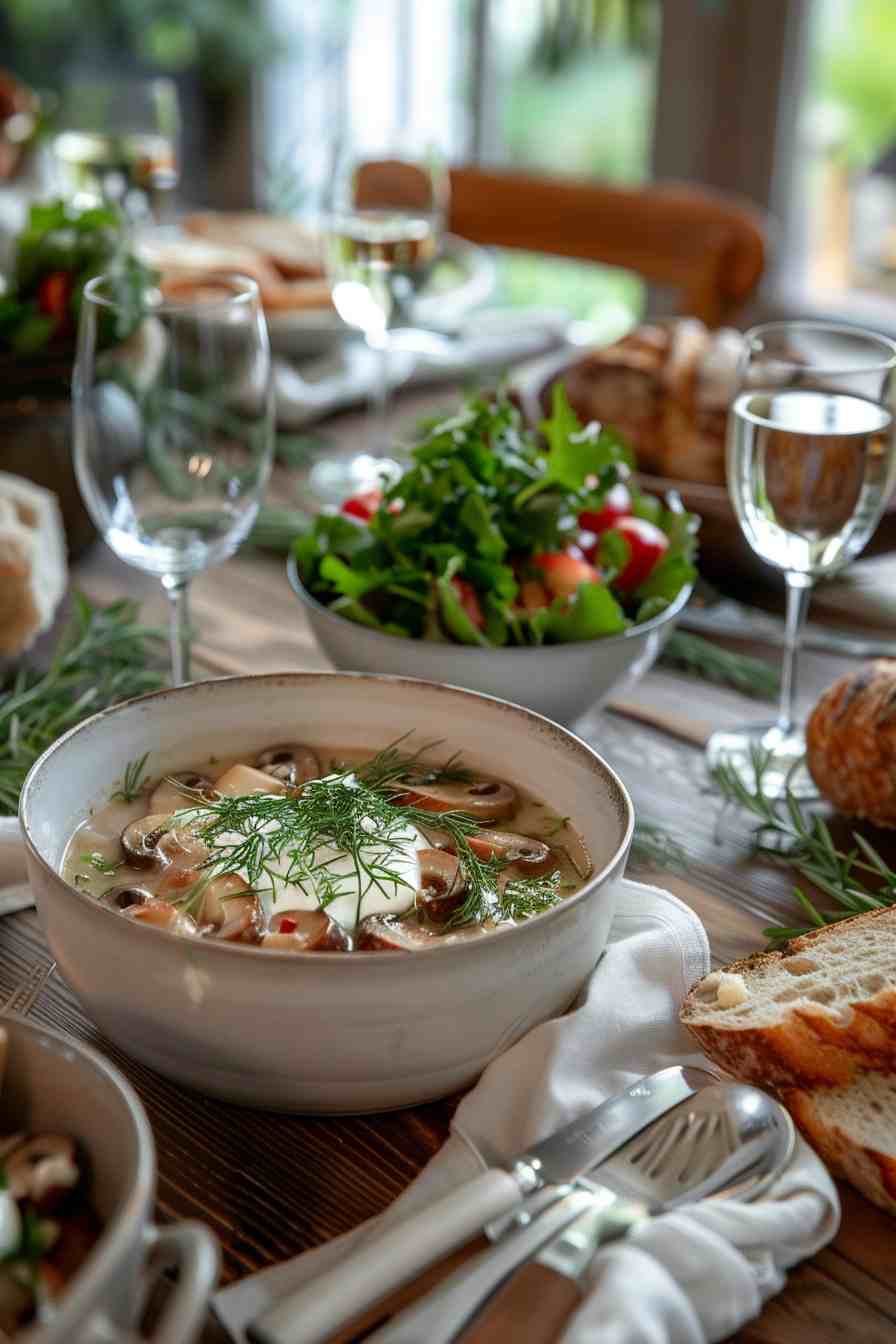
left=247, top=1065, right=712, bottom=1344
left=679, top=598, right=896, bottom=659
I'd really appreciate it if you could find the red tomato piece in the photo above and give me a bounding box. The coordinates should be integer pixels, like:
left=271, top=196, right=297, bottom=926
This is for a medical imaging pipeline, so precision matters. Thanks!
left=278, top=916, right=298, bottom=934
left=614, top=517, right=669, bottom=592
left=37, top=270, right=72, bottom=330
left=340, top=489, right=382, bottom=522
left=578, top=483, right=632, bottom=534
left=518, top=578, right=550, bottom=613
left=451, top=576, right=486, bottom=630
left=532, top=551, right=601, bottom=600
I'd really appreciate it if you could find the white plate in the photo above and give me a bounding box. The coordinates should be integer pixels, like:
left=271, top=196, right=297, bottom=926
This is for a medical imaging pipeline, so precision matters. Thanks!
left=265, top=233, right=497, bottom=358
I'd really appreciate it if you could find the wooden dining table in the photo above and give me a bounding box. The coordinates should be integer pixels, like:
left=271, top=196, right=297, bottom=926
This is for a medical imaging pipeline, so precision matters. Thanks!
left=3, top=384, right=895, bottom=1343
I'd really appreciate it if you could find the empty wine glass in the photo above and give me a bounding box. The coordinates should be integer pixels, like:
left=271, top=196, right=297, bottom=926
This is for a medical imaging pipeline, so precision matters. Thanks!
left=706, top=321, right=896, bottom=797
left=74, top=272, right=274, bottom=683
left=308, top=139, right=448, bottom=503
left=52, top=77, right=180, bottom=222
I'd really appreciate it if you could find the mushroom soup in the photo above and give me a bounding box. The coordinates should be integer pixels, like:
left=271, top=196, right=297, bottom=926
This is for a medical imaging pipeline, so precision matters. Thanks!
left=62, top=740, right=593, bottom=952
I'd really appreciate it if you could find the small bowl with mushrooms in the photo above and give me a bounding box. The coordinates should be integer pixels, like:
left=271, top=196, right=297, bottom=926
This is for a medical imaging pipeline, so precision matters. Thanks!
left=0, top=1015, right=217, bottom=1341
left=20, top=672, right=633, bottom=1113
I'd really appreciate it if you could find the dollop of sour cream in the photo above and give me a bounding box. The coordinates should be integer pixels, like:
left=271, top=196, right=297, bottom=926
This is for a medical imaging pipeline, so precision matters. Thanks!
left=183, top=776, right=426, bottom=932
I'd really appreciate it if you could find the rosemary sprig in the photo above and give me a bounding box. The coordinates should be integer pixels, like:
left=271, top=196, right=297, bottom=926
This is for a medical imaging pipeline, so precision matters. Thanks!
left=660, top=631, right=780, bottom=701
left=110, top=752, right=151, bottom=803
left=0, top=594, right=165, bottom=816
left=630, top=820, right=689, bottom=871
left=710, top=745, right=894, bottom=943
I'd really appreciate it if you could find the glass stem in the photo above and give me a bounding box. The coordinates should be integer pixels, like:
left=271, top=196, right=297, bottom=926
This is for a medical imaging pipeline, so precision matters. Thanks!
left=366, top=330, right=390, bottom=458
left=777, top=573, right=812, bottom=736
left=162, top=575, right=191, bottom=685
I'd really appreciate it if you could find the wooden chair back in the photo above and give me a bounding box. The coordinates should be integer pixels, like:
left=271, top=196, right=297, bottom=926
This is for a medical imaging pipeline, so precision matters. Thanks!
left=448, top=167, right=766, bottom=328
left=356, top=159, right=767, bottom=328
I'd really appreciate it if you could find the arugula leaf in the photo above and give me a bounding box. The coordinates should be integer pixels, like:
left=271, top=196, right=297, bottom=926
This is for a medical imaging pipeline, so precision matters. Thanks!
left=516, top=385, right=632, bottom=507
left=436, top=576, right=491, bottom=647
left=542, top=582, right=627, bottom=643
left=330, top=596, right=411, bottom=638
left=635, top=595, right=671, bottom=623
left=635, top=553, right=697, bottom=603
left=319, top=555, right=394, bottom=601
left=598, top=529, right=630, bottom=582
left=459, top=492, right=507, bottom=560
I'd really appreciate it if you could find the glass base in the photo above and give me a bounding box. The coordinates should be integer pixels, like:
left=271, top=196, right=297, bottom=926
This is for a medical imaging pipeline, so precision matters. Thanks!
left=705, top=721, right=817, bottom=800
left=307, top=454, right=403, bottom=507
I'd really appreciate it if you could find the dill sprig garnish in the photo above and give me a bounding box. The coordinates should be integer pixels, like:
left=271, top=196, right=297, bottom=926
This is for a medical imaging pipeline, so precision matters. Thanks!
left=354, top=733, right=473, bottom=791
left=175, top=740, right=561, bottom=930
left=111, top=751, right=151, bottom=803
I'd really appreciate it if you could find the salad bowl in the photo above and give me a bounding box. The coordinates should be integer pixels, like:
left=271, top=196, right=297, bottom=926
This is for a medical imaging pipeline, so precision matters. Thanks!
left=289, top=553, right=691, bottom=723
left=291, top=386, right=697, bottom=724
left=19, top=673, right=633, bottom=1114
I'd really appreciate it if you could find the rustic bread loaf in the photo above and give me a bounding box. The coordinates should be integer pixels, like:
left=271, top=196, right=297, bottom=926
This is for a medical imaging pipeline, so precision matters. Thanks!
left=806, top=661, right=896, bottom=827
left=782, top=1074, right=896, bottom=1217
left=557, top=319, right=744, bottom=485
left=680, top=907, right=896, bottom=1088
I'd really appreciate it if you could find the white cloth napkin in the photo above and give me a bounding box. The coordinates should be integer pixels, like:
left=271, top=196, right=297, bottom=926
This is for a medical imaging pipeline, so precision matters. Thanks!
left=274, top=307, right=572, bottom=429
left=212, top=878, right=840, bottom=1344
left=0, top=817, right=33, bottom=916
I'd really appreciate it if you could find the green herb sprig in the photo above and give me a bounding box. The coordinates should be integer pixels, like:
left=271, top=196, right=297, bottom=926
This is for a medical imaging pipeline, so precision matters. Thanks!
left=660, top=631, right=780, bottom=700
left=110, top=752, right=151, bottom=804
left=0, top=595, right=165, bottom=816
left=711, top=745, right=894, bottom=943
left=176, top=743, right=562, bottom=930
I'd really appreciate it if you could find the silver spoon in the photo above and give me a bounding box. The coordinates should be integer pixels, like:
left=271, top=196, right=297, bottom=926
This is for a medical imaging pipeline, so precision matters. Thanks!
left=369, top=1083, right=795, bottom=1344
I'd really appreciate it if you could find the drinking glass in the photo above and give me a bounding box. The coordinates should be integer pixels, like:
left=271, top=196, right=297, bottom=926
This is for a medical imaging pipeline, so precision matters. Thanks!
left=706, top=321, right=896, bottom=797
left=308, top=140, right=448, bottom=503
left=74, top=272, right=274, bottom=683
left=52, top=78, right=180, bottom=222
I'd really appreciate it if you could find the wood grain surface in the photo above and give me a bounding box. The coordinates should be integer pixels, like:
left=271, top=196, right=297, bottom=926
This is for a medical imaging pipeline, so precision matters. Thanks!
left=9, top=390, right=896, bottom=1343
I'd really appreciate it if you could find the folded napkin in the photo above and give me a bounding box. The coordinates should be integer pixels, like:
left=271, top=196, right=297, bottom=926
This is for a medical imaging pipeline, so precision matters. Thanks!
left=0, top=817, right=33, bottom=917
left=213, top=878, right=840, bottom=1344
left=274, top=307, right=572, bottom=429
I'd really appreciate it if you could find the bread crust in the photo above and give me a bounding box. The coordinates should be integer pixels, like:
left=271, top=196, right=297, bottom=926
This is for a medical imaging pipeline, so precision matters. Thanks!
left=681, top=908, right=896, bottom=1088
left=783, top=1086, right=896, bottom=1217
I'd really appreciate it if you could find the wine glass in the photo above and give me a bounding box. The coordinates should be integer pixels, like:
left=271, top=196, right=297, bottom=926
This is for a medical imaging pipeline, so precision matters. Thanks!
left=52, top=78, right=180, bottom=222
left=74, top=272, right=274, bottom=684
left=706, top=320, right=896, bottom=797
left=308, top=140, right=448, bottom=504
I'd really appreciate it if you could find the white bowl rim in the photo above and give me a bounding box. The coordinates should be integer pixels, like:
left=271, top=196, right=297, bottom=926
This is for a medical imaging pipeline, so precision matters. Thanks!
left=1, top=1014, right=156, bottom=1334
left=19, top=671, right=634, bottom=964
left=287, top=552, right=693, bottom=653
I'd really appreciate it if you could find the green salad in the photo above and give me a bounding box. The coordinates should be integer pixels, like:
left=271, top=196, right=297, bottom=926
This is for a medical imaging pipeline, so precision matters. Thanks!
left=0, top=199, right=154, bottom=356
left=295, top=386, right=698, bottom=647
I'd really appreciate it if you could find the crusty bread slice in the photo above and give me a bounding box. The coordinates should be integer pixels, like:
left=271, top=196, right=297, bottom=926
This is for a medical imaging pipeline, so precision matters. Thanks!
left=680, top=907, right=896, bottom=1088
left=782, top=1074, right=896, bottom=1216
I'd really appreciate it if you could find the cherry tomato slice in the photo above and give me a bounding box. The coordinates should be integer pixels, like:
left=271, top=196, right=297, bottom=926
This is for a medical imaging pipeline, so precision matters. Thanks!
left=614, top=516, right=669, bottom=592
left=340, top=489, right=382, bottom=522
left=578, top=483, right=632, bottom=534
left=450, top=576, right=486, bottom=630
left=532, top=551, right=601, bottom=600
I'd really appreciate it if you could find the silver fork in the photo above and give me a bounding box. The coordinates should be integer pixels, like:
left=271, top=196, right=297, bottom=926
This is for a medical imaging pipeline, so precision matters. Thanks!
left=0, top=961, right=56, bottom=1017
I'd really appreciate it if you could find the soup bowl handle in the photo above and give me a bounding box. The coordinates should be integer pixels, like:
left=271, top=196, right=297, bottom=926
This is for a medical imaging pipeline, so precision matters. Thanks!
left=86, top=1221, right=219, bottom=1344
left=142, top=1222, right=220, bottom=1344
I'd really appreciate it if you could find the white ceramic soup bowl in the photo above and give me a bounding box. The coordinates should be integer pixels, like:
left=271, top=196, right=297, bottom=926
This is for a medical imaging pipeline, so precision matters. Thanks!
left=0, top=1015, right=217, bottom=1344
left=20, top=673, right=633, bottom=1114
left=288, top=555, right=691, bottom=725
